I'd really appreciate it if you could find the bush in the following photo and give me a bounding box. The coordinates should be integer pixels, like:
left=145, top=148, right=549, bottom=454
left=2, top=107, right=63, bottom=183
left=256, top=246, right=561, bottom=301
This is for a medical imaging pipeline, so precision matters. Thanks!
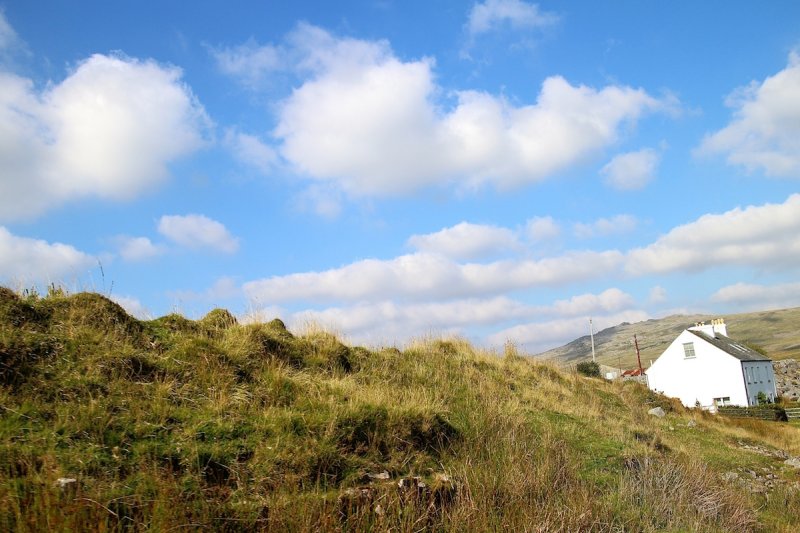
left=577, top=360, right=601, bottom=378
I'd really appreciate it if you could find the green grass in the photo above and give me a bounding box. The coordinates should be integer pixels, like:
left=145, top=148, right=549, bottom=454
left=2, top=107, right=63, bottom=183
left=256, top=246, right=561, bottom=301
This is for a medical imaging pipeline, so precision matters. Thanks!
left=2, top=287, right=800, bottom=531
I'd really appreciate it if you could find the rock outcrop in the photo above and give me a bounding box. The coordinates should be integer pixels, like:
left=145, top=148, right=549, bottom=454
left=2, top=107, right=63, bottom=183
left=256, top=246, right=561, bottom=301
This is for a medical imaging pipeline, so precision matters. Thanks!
left=773, top=359, right=800, bottom=401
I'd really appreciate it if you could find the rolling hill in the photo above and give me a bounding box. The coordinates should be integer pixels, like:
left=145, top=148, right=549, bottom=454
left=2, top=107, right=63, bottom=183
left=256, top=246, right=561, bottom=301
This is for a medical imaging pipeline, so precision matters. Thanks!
left=535, top=307, right=800, bottom=371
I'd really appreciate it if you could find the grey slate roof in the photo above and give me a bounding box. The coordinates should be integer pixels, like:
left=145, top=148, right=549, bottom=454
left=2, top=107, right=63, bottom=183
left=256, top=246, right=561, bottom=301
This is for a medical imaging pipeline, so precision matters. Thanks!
left=688, top=330, right=771, bottom=362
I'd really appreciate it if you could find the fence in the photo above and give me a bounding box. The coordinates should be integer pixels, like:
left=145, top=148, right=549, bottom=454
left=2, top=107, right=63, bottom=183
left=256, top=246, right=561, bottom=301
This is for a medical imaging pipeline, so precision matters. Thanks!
left=786, top=407, right=800, bottom=421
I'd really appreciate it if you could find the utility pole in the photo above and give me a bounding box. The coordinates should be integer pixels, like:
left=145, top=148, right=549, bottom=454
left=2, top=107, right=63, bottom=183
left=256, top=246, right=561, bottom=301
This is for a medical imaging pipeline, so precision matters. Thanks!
left=634, top=334, right=643, bottom=374
left=589, top=318, right=596, bottom=363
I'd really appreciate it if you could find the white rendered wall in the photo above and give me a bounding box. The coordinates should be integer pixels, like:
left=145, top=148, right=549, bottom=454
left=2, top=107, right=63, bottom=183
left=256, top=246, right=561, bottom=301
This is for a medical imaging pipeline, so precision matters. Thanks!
left=646, top=331, right=748, bottom=408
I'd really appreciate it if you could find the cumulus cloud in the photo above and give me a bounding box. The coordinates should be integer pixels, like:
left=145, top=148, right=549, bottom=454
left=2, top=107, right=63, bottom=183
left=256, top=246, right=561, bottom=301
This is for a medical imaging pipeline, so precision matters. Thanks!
left=467, top=0, right=558, bottom=36
left=525, top=216, right=561, bottom=242
left=289, top=296, right=533, bottom=345
left=115, top=236, right=164, bottom=262
left=210, top=39, right=282, bottom=88
left=292, top=184, right=344, bottom=219
left=698, top=51, right=800, bottom=177
left=0, top=53, right=209, bottom=221
left=111, top=295, right=151, bottom=319
left=0, top=226, right=95, bottom=284
left=711, top=281, right=800, bottom=312
left=170, top=276, right=242, bottom=302
left=0, top=10, right=20, bottom=54
left=270, top=24, right=666, bottom=198
left=626, top=194, right=800, bottom=275
left=574, top=214, right=638, bottom=239
left=550, top=288, right=634, bottom=316
left=407, top=222, right=519, bottom=259
left=224, top=129, right=277, bottom=173
left=264, top=287, right=635, bottom=347
left=649, top=285, right=667, bottom=304
left=488, top=310, right=649, bottom=353
left=243, top=250, right=624, bottom=305
left=157, top=214, right=239, bottom=253
left=601, top=148, right=659, bottom=190
left=488, top=310, right=650, bottom=352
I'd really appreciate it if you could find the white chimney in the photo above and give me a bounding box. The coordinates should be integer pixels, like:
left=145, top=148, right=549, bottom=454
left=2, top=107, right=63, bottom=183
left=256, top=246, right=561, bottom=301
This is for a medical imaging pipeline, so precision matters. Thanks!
left=689, top=318, right=727, bottom=338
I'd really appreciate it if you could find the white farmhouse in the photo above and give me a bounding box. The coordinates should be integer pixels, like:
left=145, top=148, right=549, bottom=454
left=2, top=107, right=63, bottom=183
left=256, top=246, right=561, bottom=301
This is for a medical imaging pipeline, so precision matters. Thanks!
left=646, top=319, right=777, bottom=409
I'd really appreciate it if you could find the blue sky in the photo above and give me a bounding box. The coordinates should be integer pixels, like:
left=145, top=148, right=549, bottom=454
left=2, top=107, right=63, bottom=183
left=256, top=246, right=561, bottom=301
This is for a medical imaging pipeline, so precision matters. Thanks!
left=2, top=1, right=800, bottom=352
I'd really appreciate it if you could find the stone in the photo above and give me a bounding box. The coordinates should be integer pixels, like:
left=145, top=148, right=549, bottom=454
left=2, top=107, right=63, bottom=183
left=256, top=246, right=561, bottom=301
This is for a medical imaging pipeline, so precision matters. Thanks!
left=721, top=472, right=739, bottom=482
left=686, top=419, right=697, bottom=428
left=648, top=407, right=665, bottom=418
left=368, top=470, right=390, bottom=480
left=784, top=457, right=800, bottom=469
left=56, top=477, right=77, bottom=489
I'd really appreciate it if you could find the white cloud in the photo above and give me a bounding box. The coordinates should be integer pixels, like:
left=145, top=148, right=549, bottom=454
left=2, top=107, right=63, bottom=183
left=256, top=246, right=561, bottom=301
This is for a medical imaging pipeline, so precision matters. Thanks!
left=289, top=296, right=532, bottom=345
left=626, top=194, right=800, bottom=275
left=488, top=310, right=649, bottom=353
left=467, top=0, right=558, bottom=36
left=711, top=281, right=800, bottom=312
left=241, top=305, right=287, bottom=326
left=698, top=51, right=800, bottom=177
left=649, top=285, right=667, bottom=304
left=243, top=250, right=624, bottom=304
left=224, top=129, right=277, bottom=174
left=0, top=226, right=95, bottom=284
left=293, top=184, right=343, bottom=219
left=111, top=295, right=151, bottom=319
left=157, top=214, right=239, bottom=254
left=525, top=216, right=561, bottom=242
left=170, top=276, right=242, bottom=302
left=551, top=288, right=635, bottom=316
left=601, top=148, right=659, bottom=190
left=0, top=53, right=209, bottom=221
left=273, top=25, right=666, bottom=198
left=268, top=287, right=635, bottom=347
left=116, top=236, right=164, bottom=262
left=407, top=222, right=519, bottom=259
left=0, top=9, right=20, bottom=53
left=574, top=214, right=638, bottom=239
left=211, top=39, right=282, bottom=88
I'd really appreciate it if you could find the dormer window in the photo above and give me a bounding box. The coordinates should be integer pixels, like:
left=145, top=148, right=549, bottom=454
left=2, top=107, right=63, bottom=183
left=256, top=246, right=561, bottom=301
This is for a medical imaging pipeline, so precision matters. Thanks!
left=683, top=342, right=696, bottom=359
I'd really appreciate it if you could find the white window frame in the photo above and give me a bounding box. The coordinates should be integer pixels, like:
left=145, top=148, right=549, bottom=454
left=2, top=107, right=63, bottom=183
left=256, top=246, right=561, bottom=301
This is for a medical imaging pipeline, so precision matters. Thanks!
left=683, top=342, right=696, bottom=359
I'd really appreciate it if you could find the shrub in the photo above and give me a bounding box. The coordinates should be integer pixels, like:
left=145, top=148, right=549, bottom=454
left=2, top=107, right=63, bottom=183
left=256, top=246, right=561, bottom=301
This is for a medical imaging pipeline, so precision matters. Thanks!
left=576, top=360, right=601, bottom=378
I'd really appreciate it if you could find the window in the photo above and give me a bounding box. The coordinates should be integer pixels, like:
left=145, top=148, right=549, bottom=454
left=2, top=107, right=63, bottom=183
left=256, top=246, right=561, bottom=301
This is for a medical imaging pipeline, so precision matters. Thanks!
left=756, top=366, right=762, bottom=383
left=713, top=397, right=731, bottom=406
left=683, top=342, right=696, bottom=359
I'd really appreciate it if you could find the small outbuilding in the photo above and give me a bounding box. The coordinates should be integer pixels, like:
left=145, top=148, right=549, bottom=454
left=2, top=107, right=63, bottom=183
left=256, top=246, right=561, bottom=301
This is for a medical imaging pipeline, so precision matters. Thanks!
left=645, top=319, right=777, bottom=409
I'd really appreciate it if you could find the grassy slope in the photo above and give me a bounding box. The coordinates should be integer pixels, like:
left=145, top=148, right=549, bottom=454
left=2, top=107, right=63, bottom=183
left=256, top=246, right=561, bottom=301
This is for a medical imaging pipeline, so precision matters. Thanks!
left=537, top=307, right=800, bottom=370
left=1, top=288, right=799, bottom=531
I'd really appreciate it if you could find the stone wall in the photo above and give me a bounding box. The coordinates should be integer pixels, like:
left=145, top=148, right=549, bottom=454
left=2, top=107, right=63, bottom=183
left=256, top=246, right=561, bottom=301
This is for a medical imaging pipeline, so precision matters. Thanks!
left=773, top=359, right=800, bottom=401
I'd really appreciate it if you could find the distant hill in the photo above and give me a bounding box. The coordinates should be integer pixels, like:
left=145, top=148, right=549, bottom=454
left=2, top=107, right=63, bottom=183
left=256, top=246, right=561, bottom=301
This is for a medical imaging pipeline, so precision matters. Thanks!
left=536, top=307, right=800, bottom=370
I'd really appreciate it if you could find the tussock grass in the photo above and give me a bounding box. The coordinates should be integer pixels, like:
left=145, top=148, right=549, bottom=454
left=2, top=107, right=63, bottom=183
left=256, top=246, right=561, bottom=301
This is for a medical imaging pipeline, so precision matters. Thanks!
left=2, top=288, right=800, bottom=531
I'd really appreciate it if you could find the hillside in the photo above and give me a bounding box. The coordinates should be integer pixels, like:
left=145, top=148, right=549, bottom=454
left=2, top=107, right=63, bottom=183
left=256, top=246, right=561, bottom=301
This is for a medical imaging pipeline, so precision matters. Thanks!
left=2, top=287, right=800, bottom=531
left=536, top=307, right=800, bottom=370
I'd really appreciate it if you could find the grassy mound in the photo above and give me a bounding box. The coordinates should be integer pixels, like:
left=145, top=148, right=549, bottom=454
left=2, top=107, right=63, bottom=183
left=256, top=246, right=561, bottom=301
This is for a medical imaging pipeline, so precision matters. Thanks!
left=1, top=288, right=799, bottom=531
